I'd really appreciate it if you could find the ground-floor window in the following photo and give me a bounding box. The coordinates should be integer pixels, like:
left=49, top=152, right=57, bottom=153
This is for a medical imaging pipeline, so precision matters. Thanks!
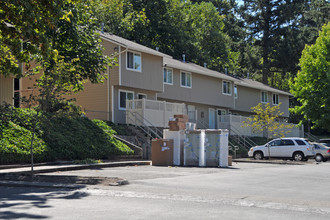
left=119, top=90, right=134, bottom=110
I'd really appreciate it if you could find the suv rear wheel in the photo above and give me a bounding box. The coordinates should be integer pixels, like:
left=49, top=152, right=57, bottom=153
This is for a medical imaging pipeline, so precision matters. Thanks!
left=254, top=151, right=264, bottom=160
left=315, top=154, right=324, bottom=162
left=293, top=152, right=304, bottom=161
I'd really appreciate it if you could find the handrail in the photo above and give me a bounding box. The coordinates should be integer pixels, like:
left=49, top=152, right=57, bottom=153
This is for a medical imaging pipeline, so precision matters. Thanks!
left=230, top=125, right=258, bottom=149
left=304, top=132, right=319, bottom=142
left=125, top=111, right=154, bottom=139
left=131, top=110, right=163, bottom=138
left=196, top=120, right=209, bottom=129
left=125, top=111, right=162, bottom=139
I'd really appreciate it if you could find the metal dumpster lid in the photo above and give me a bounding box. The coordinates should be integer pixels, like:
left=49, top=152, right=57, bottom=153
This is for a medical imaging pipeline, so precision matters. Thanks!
left=185, top=130, right=203, bottom=134
left=205, top=129, right=228, bottom=134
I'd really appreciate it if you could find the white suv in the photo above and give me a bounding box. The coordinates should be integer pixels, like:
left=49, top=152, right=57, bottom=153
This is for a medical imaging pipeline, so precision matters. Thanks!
left=248, top=138, right=315, bottom=161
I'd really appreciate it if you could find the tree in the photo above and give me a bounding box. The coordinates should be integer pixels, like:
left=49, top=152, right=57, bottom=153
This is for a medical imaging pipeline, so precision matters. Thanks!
left=27, top=1, right=113, bottom=112
left=290, top=22, right=330, bottom=131
left=242, top=103, right=294, bottom=139
left=0, top=0, right=76, bottom=77
left=92, top=0, right=234, bottom=73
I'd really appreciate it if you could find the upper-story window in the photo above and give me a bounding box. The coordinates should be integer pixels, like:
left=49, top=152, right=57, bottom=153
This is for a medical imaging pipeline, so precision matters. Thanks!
left=180, top=71, right=192, bottom=88
left=261, top=91, right=268, bottom=103
left=234, top=85, right=238, bottom=99
left=273, top=94, right=279, bottom=105
left=222, top=80, right=232, bottom=95
left=127, top=51, right=141, bottom=71
left=163, top=68, right=173, bottom=84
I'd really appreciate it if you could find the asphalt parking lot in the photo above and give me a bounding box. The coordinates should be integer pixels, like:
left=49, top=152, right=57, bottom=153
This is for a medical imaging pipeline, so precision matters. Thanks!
left=1, top=162, right=330, bottom=219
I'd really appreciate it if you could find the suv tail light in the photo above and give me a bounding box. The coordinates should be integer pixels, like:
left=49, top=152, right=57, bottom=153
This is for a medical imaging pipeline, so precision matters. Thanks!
left=327, top=149, right=330, bottom=153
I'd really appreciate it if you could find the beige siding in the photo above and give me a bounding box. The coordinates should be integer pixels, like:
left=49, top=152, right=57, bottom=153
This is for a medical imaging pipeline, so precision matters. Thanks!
left=120, top=51, right=163, bottom=92
left=70, top=80, right=109, bottom=120
left=234, top=85, right=290, bottom=117
left=113, top=86, right=158, bottom=124
left=102, top=40, right=120, bottom=85
left=278, top=94, right=290, bottom=117
left=0, top=75, right=14, bottom=105
left=158, top=68, right=235, bottom=109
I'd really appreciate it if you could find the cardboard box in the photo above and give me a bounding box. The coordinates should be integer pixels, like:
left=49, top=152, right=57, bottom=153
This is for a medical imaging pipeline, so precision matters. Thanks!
left=176, top=118, right=188, bottom=123
left=168, top=121, right=186, bottom=131
left=174, top=114, right=189, bottom=121
left=228, top=156, right=232, bottom=166
left=151, top=139, right=174, bottom=166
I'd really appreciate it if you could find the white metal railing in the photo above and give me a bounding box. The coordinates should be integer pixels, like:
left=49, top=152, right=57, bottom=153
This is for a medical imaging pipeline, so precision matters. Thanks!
left=219, top=115, right=303, bottom=138
left=126, top=99, right=186, bottom=128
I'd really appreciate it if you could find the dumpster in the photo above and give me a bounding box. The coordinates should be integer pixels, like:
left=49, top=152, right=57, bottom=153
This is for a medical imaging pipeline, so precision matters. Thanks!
left=204, top=129, right=221, bottom=167
left=219, top=129, right=229, bottom=167
left=163, top=129, right=185, bottom=166
left=204, top=129, right=229, bottom=167
left=184, top=130, right=205, bottom=166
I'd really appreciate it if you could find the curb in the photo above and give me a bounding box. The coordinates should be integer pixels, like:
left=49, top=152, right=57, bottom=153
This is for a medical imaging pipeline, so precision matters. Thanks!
left=0, top=161, right=151, bottom=176
left=232, top=159, right=305, bottom=165
left=0, top=180, right=84, bottom=189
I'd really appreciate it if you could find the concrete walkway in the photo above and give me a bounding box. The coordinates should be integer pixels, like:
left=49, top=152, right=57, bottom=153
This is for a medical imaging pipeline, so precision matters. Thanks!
left=0, top=160, right=151, bottom=175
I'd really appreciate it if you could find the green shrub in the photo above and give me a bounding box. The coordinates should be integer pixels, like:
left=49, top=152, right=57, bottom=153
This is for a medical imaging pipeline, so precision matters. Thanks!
left=0, top=105, right=134, bottom=164
left=105, top=121, right=129, bottom=135
left=41, top=116, right=133, bottom=161
left=0, top=122, right=47, bottom=164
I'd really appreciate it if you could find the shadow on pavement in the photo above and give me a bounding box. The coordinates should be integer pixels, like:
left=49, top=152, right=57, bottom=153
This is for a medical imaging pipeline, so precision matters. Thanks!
left=0, top=186, right=89, bottom=219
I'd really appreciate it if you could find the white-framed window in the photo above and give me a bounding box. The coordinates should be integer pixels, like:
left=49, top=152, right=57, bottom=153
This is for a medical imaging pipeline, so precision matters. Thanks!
left=137, top=93, right=147, bottom=99
left=119, top=90, right=134, bottom=110
left=261, top=91, right=268, bottom=103
left=234, top=85, right=238, bottom=99
left=222, top=80, right=232, bottom=95
left=273, top=94, right=279, bottom=105
left=180, top=71, right=192, bottom=88
left=163, top=68, right=173, bottom=85
left=126, top=51, right=141, bottom=71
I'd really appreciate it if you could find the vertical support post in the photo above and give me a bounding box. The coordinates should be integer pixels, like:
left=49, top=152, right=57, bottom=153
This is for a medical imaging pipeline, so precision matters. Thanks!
left=219, top=130, right=229, bottom=168
left=163, top=101, right=166, bottom=128
left=142, top=98, right=146, bottom=126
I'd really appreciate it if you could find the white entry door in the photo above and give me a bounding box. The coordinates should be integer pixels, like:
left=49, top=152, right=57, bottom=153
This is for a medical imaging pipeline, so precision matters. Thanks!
left=187, top=105, right=196, bottom=122
left=209, top=108, right=215, bottom=129
left=216, top=109, right=227, bottom=128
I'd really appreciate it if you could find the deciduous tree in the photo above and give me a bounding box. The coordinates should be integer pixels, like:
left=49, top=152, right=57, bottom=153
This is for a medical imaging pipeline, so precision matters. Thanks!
left=290, top=22, right=330, bottom=131
left=242, top=103, right=294, bottom=139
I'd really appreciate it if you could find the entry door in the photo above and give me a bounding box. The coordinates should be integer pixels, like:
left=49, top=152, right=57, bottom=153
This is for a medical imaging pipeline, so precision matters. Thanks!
left=209, top=108, right=215, bottom=129
left=187, top=105, right=196, bottom=122
left=216, top=109, right=227, bottom=128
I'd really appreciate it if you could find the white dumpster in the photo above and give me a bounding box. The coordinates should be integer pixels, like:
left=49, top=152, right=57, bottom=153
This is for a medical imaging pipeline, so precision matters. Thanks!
left=163, top=129, right=185, bottom=166
left=184, top=130, right=205, bottom=166
left=204, top=130, right=221, bottom=167
left=219, top=129, right=229, bottom=168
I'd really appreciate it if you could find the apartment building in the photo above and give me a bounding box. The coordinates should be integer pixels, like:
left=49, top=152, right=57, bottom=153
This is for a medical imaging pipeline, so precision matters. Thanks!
left=158, top=57, right=291, bottom=129
left=0, top=75, right=14, bottom=105
left=20, top=32, right=300, bottom=136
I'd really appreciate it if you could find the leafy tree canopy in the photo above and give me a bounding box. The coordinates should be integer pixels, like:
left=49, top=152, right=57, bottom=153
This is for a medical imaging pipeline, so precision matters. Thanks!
left=0, top=0, right=75, bottom=77
left=1, top=1, right=113, bottom=112
left=290, top=22, right=330, bottom=131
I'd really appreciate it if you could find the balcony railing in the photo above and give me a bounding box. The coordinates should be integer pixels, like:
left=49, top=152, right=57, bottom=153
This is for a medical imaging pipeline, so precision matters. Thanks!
left=126, top=99, right=186, bottom=128
left=218, top=115, right=304, bottom=138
